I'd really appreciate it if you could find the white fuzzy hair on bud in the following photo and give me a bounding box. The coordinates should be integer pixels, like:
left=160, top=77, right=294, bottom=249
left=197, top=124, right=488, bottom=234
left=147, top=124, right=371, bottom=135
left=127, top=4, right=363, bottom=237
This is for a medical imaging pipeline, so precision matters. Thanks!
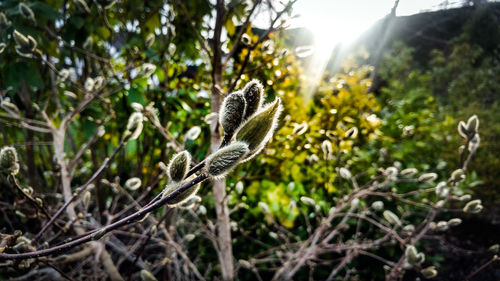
left=123, top=112, right=144, bottom=141
left=242, top=79, right=264, bottom=119
left=205, top=142, right=249, bottom=178
left=167, top=151, right=191, bottom=182
left=220, top=91, right=247, bottom=138
left=0, top=146, right=20, bottom=175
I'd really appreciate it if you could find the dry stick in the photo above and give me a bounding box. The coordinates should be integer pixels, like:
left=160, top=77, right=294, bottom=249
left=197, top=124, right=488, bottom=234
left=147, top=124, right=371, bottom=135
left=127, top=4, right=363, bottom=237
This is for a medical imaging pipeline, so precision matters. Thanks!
left=33, top=140, right=125, bottom=243
left=465, top=256, right=499, bottom=281
left=10, top=176, right=65, bottom=232
left=0, top=172, right=207, bottom=260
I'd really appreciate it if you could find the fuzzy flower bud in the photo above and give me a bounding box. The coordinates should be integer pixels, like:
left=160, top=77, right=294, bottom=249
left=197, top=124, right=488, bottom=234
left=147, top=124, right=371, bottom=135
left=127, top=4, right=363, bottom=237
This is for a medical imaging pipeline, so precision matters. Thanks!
left=162, top=180, right=200, bottom=206
left=0, top=43, right=5, bottom=54
left=136, top=63, right=156, bottom=78
left=83, top=36, right=93, bottom=50
left=338, top=167, right=352, bottom=180
left=242, top=79, right=264, bottom=119
left=435, top=181, right=449, bottom=198
left=383, top=210, right=401, bottom=226
left=466, top=115, right=479, bottom=133
left=344, top=127, right=358, bottom=139
left=0, top=146, right=20, bottom=175
left=447, top=218, right=462, bottom=227
left=421, top=266, right=438, bottom=279
left=0, top=13, right=11, bottom=30
left=321, top=140, right=333, bottom=160
left=140, top=269, right=157, bottom=281
left=125, top=177, right=142, bottom=191
left=463, top=199, right=483, bottom=214
left=220, top=91, right=246, bottom=138
left=371, top=201, right=384, bottom=211
left=205, top=142, right=249, bottom=178
left=13, top=30, right=36, bottom=53
left=450, top=169, right=466, bottom=183
left=145, top=33, right=155, bottom=48
left=185, top=126, right=201, bottom=141
left=436, top=221, right=448, bottom=232
left=241, top=34, right=251, bottom=45
left=300, top=196, right=316, bottom=206
left=123, top=112, right=144, bottom=141
left=418, top=173, right=438, bottom=183
left=19, top=3, right=36, bottom=23
left=405, top=245, right=425, bottom=265
left=468, top=133, right=480, bottom=152
left=168, top=151, right=191, bottom=182
left=235, top=98, right=281, bottom=161
left=292, top=122, right=308, bottom=135
left=400, top=168, right=418, bottom=177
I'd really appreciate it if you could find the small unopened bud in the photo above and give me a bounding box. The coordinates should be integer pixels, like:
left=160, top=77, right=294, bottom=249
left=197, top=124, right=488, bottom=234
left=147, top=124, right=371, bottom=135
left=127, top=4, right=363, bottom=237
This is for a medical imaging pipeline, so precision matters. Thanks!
left=242, top=80, right=263, bottom=119
left=258, top=202, right=270, bottom=214
left=83, top=36, right=93, bottom=50
left=400, top=168, right=418, bottom=177
left=300, top=196, right=315, bottom=206
left=123, top=112, right=144, bottom=141
left=235, top=98, right=281, bottom=161
left=458, top=121, right=469, bottom=139
left=383, top=210, right=401, bottom=226
left=235, top=181, right=244, bottom=194
left=75, top=0, right=91, bottom=13
left=488, top=244, right=499, bottom=253
left=93, top=76, right=104, bottom=90
left=469, top=133, right=480, bottom=152
left=466, top=115, right=479, bottom=133
left=13, top=30, right=36, bottom=53
left=136, top=63, right=156, bottom=78
left=19, top=3, right=36, bottom=23
left=402, top=224, right=415, bottom=234
left=82, top=191, right=91, bottom=207
left=162, top=181, right=200, bottom=206
left=435, top=182, right=448, bottom=198
left=0, top=13, right=12, bottom=30
left=241, top=34, right=251, bottom=45
left=447, top=218, right=462, bottom=227
left=84, top=77, right=95, bottom=92
left=145, top=33, right=155, bottom=48
left=168, top=151, right=191, bottom=182
left=292, top=122, right=308, bottom=135
left=421, top=266, right=438, bottom=279
left=125, top=177, right=142, bottom=191
left=405, top=245, right=425, bottom=265
left=450, top=169, right=466, bottom=183
left=131, top=102, right=144, bottom=112
left=0, top=43, right=6, bottom=54
left=458, top=194, right=471, bottom=201
left=338, top=167, right=352, bottom=180
left=344, top=127, right=358, bottom=139
left=206, top=142, right=249, bottom=178
left=185, top=233, right=195, bottom=242
left=0, top=146, right=20, bottom=175
left=220, top=91, right=246, bottom=138
left=140, top=269, right=158, bottom=281
left=185, top=126, right=201, bottom=141
left=436, top=221, right=448, bottom=231
left=463, top=199, right=483, bottom=214
left=418, top=173, right=438, bottom=183
left=321, top=140, right=333, bottom=160
left=371, top=201, right=384, bottom=211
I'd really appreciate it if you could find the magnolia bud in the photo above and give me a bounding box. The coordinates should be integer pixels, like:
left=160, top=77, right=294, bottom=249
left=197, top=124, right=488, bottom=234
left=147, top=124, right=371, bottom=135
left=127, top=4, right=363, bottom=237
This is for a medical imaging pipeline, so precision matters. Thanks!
left=140, top=269, right=157, bottom=281
left=123, top=112, right=144, bottom=141
left=466, top=115, right=479, bottom=133
left=13, top=30, right=36, bottom=53
left=136, top=63, right=156, bottom=78
left=450, top=169, right=465, bottom=183
left=402, top=224, right=415, bottom=234
left=125, top=177, right=142, bottom=191
left=75, top=0, right=91, bottom=13
left=421, top=266, right=438, bottom=279
left=418, top=173, right=437, bottom=183
left=242, top=79, right=263, bottom=119
left=447, top=218, right=462, bottom=227
left=131, top=102, right=144, bottom=112
left=400, top=168, right=418, bottom=177
left=168, top=151, right=190, bottom=182
left=206, top=142, right=249, bottom=178
left=435, top=181, right=448, bottom=198
left=405, top=245, right=419, bottom=264
left=162, top=181, right=200, bottom=206
left=371, top=201, right=384, bottom=211
left=235, top=98, right=281, bottom=161
left=83, top=190, right=91, bottom=207
left=468, top=133, right=480, bottom=152
left=292, top=122, right=308, bottom=135
left=0, top=146, right=20, bottom=175
left=83, top=36, right=93, bottom=50
left=344, top=127, right=358, bottom=139
left=241, top=34, right=251, bottom=45
left=338, top=167, right=352, bottom=180
left=436, top=221, right=448, bottom=232
left=383, top=210, right=401, bottom=226
left=0, top=13, right=11, bottom=30
left=0, top=43, right=5, bottom=54
left=220, top=91, right=246, bottom=138
left=458, top=121, right=469, bottom=139
left=185, top=126, right=201, bottom=141
left=19, top=3, right=36, bottom=23
left=145, top=33, right=155, bottom=48
left=463, top=199, right=483, bottom=213
left=300, top=196, right=315, bottom=206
